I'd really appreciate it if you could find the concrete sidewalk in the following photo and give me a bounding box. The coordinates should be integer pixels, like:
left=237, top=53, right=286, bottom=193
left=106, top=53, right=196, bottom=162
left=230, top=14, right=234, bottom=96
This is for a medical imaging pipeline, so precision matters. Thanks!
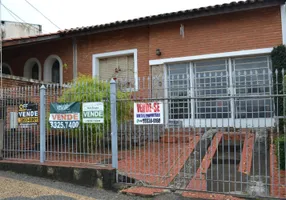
left=0, top=171, right=193, bottom=200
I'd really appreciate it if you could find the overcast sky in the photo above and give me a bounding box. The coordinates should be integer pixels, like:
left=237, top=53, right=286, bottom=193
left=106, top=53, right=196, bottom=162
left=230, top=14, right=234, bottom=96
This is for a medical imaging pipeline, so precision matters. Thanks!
left=1, top=0, right=243, bottom=33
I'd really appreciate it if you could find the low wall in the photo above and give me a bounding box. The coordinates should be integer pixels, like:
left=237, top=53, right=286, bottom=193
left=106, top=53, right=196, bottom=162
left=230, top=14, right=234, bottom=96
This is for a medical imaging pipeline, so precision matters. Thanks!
left=0, top=161, right=116, bottom=189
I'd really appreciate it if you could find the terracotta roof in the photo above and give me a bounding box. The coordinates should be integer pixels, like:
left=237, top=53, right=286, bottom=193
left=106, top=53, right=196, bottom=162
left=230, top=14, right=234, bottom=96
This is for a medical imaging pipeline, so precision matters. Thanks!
left=3, top=32, right=60, bottom=47
left=3, top=0, right=285, bottom=46
left=3, top=32, right=59, bottom=42
left=60, top=0, right=285, bottom=35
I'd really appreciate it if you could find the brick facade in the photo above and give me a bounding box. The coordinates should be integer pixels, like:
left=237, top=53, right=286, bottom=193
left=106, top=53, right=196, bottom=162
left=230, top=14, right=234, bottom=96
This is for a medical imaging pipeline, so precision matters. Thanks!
left=3, top=39, right=73, bottom=83
left=149, top=7, right=282, bottom=60
left=2, top=6, right=283, bottom=83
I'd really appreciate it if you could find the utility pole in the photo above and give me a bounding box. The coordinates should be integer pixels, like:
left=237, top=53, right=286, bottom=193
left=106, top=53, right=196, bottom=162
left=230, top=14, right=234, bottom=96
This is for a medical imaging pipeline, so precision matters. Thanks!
left=0, top=0, right=2, bottom=93
left=0, top=0, right=3, bottom=160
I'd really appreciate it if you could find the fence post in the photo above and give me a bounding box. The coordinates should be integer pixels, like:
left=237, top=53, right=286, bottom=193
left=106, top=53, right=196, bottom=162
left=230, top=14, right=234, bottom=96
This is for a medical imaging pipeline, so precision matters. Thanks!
left=110, top=79, right=118, bottom=169
left=40, top=85, right=46, bottom=163
left=0, top=110, right=3, bottom=160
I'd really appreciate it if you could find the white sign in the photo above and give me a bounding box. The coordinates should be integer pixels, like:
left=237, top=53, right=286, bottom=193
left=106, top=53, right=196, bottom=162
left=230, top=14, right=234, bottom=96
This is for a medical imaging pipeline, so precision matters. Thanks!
left=82, top=102, right=104, bottom=123
left=134, top=102, right=163, bottom=125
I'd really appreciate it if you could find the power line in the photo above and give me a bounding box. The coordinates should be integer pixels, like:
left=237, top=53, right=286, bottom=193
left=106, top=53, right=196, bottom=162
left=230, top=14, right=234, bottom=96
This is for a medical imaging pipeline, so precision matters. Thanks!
left=2, top=4, right=25, bottom=23
left=1, top=3, right=27, bottom=24
left=24, top=0, right=61, bottom=30
left=1, top=3, right=41, bottom=32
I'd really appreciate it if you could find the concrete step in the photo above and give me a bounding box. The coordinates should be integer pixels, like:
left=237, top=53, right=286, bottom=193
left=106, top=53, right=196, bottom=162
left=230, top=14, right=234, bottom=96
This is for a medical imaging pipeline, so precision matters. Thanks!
left=206, top=163, right=249, bottom=193
left=212, top=151, right=241, bottom=165
left=218, top=140, right=243, bottom=153
left=160, top=134, right=195, bottom=143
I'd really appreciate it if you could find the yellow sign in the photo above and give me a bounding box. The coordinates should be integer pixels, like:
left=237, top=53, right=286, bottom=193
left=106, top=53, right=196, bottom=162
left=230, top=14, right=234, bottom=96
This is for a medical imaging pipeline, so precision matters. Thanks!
left=18, top=103, right=38, bottom=126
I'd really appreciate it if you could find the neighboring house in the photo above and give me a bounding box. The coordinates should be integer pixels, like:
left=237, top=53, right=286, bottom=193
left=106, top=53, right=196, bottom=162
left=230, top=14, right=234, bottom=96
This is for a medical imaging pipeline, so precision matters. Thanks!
left=2, top=0, right=286, bottom=128
left=1, top=20, right=42, bottom=40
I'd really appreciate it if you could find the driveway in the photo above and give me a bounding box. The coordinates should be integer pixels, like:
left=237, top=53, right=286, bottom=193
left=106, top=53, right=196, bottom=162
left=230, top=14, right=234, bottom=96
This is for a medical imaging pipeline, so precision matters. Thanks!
left=0, top=171, right=192, bottom=200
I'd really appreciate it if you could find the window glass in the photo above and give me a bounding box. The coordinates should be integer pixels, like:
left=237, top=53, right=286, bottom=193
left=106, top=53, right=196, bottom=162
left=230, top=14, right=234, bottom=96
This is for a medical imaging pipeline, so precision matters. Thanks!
left=98, top=55, right=134, bottom=89
left=194, top=59, right=230, bottom=119
left=166, top=56, right=273, bottom=122
left=233, top=56, right=273, bottom=118
left=52, top=60, right=60, bottom=83
left=167, top=63, right=190, bottom=119
left=32, top=64, right=39, bottom=80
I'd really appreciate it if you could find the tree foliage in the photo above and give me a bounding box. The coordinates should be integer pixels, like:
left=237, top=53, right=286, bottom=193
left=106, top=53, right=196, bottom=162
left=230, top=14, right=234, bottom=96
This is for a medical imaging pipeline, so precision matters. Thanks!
left=56, top=75, right=133, bottom=152
left=271, top=45, right=286, bottom=132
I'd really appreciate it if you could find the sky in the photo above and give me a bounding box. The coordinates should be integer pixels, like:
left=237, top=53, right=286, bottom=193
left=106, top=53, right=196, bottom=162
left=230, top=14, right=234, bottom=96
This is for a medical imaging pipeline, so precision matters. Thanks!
left=1, top=0, right=244, bottom=33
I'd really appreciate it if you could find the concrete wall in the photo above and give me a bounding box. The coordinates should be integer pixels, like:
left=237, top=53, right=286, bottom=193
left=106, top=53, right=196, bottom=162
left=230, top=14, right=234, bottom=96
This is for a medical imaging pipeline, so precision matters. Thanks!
left=2, top=21, right=41, bottom=39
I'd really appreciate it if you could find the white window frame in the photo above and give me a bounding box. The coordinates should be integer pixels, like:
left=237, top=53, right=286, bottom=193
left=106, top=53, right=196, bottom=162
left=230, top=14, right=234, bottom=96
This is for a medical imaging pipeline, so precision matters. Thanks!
left=160, top=48, right=274, bottom=128
left=43, top=55, right=63, bottom=85
left=2, top=63, right=13, bottom=75
left=92, top=49, right=138, bottom=91
left=23, top=58, right=42, bottom=80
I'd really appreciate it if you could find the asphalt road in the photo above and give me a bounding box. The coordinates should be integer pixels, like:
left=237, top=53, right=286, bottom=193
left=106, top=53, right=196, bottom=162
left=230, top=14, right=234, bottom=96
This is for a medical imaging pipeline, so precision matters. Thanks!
left=0, top=171, right=192, bottom=200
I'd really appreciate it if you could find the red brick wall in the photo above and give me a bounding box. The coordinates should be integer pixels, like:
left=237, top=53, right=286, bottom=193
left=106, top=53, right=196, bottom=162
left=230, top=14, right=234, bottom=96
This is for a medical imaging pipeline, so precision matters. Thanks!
left=149, top=7, right=282, bottom=60
left=1, top=75, right=42, bottom=88
left=77, top=26, right=150, bottom=77
left=3, top=38, right=74, bottom=83
left=2, top=6, right=283, bottom=82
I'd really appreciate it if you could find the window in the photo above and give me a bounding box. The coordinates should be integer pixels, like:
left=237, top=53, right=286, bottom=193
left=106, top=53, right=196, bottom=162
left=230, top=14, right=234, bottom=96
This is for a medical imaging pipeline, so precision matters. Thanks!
left=233, top=56, right=272, bottom=118
left=43, top=55, right=63, bottom=84
left=93, top=49, right=138, bottom=90
left=52, top=60, right=60, bottom=83
left=167, top=55, right=273, bottom=126
left=99, top=55, right=134, bottom=81
left=3, top=65, right=11, bottom=75
left=167, top=63, right=190, bottom=119
left=32, top=64, right=39, bottom=80
left=24, top=58, right=41, bottom=80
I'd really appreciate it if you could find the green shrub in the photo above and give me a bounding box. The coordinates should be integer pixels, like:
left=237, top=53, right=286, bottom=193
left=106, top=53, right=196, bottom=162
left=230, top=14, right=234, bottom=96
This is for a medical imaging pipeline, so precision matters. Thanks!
left=271, top=45, right=286, bottom=132
left=51, top=75, right=133, bottom=152
left=275, top=136, right=286, bottom=170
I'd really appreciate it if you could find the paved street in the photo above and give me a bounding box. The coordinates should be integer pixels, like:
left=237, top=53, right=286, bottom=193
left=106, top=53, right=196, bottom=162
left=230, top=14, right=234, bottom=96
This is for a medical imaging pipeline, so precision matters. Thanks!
left=0, top=171, right=191, bottom=200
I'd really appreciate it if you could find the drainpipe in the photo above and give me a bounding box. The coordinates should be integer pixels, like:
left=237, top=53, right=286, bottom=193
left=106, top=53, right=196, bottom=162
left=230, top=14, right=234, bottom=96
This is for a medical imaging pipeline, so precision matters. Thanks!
left=281, top=3, right=286, bottom=44
left=72, top=37, right=77, bottom=80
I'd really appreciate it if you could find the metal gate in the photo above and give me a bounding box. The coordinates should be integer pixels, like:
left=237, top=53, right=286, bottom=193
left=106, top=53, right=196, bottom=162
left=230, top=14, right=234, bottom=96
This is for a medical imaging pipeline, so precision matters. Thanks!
left=115, top=71, right=286, bottom=199
left=1, top=71, right=286, bottom=199
left=1, top=80, right=112, bottom=166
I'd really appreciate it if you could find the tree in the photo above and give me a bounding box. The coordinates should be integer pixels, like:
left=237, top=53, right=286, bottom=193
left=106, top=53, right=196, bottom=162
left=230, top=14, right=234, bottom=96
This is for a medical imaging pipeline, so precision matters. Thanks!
left=57, top=75, right=133, bottom=152
left=271, top=45, right=286, bottom=132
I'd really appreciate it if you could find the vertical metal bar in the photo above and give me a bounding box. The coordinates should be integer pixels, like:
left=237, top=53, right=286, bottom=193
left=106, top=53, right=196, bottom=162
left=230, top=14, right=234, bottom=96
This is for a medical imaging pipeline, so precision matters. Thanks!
left=0, top=88, right=5, bottom=160
left=275, top=69, right=281, bottom=198
left=265, top=57, right=271, bottom=196
left=110, top=79, right=118, bottom=169
left=106, top=79, right=110, bottom=165
left=19, top=87, right=23, bottom=160
left=0, top=89, right=3, bottom=160
left=40, top=85, right=46, bottom=163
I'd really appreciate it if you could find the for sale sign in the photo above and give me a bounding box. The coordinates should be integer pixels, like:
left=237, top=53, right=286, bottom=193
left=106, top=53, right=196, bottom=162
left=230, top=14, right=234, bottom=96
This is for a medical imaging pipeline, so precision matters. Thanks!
left=82, top=102, right=104, bottom=124
left=134, top=102, right=163, bottom=125
left=18, top=103, right=38, bottom=126
left=49, top=102, right=80, bottom=129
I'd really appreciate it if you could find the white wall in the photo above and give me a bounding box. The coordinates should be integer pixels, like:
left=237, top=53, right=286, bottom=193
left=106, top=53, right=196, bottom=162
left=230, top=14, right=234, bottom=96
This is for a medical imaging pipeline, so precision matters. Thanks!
left=1, top=21, right=42, bottom=39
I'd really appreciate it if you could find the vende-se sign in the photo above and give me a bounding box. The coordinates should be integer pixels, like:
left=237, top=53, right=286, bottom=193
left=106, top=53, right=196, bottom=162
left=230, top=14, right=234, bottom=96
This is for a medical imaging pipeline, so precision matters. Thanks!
left=49, top=102, right=80, bottom=129
left=82, top=102, right=104, bottom=124
left=134, top=102, right=163, bottom=125
left=18, top=103, right=38, bottom=126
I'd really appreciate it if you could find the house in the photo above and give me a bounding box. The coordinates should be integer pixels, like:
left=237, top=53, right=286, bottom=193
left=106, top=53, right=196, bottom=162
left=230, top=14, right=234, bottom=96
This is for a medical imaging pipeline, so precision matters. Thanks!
left=1, top=20, right=42, bottom=40
left=2, top=0, right=286, bottom=128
